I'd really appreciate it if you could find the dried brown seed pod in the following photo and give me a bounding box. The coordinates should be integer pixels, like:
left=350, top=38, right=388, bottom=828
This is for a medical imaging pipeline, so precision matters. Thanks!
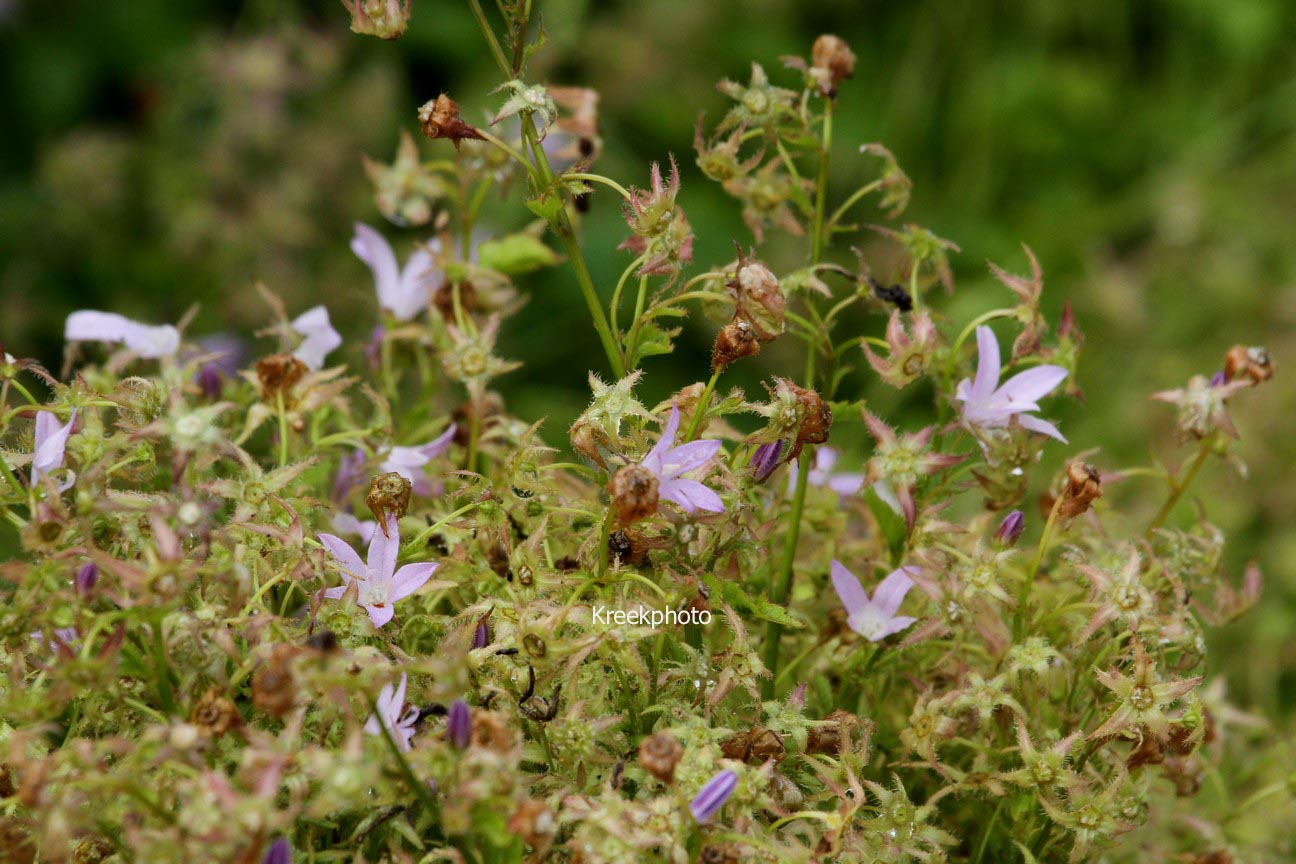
left=1058, top=461, right=1102, bottom=519
left=711, top=320, right=761, bottom=372
left=608, top=528, right=650, bottom=566
left=784, top=381, right=833, bottom=462
left=190, top=687, right=241, bottom=738
left=1223, top=344, right=1274, bottom=385
left=433, top=278, right=478, bottom=321
left=252, top=645, right=299, bottom=719
left=255, top=353, right=307, bottom=399
left=811, top=34, right=857, bottom=96
left=418, top=94, right=486, bottom=149
left=700, top=843, right=742, bottom=864
left=507, top=798, right=556, bottom=848
left=638, top=732, right=684, bottom=783
left=807, top=709, right=860, bottom=756
left=366, top=471, right=412, bottom=531
left=607, top=463, right=660, bottom=526
left=471, top=709, right=513, bottom=753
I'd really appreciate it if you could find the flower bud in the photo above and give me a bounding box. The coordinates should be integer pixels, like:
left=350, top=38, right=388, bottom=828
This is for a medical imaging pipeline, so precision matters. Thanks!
left=749, top=440, right=785, bottom=482
left=418, top=94, right=486, bottom=150
left=730, top=253, right=785, bottom=342
left=607, top=464, right=660, bottom=526
left=343, top=0, right=410, bottom=40
left=447, top=700, right=472, bottom=750
left=263, top=838, right=291, bottom=864
left=1058, top=461, right=1102, bottom=519
left=690, top=769, right=738, bottom=824
left=1222, top=345, right=1274, bottom=386
left=810, top=34, right=856, bottom=97
left=74, top=562, right=98, bottom=599
left=711, top=320, right=760, bottom=372
left=194, top=363, right=224, bottom=401
left=993, top=510, right=1025, bottom=547
left=638, top=732, right=684, bottom=783
left=471, top=614, right=490, bottom=650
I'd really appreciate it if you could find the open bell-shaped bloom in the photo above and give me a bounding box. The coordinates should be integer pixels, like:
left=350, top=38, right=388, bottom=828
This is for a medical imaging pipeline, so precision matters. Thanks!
left=290, top=306, right=342, bottom=371
left=364, top=673, right=419, bottom=751
left=379, top=424, right=456, bottom=497
left=319, top=514, right=439, bottom=628
left=65, top=311, right=180, bottom=359
left=31, top=409, right=77, bottom=491
left=352, top=222, right=440, bottom=322
left=956, top=326, right=1068, bottom=441
left=640, top=405, right=724, bottom=514
left=831, top=560, right=920, bottom=642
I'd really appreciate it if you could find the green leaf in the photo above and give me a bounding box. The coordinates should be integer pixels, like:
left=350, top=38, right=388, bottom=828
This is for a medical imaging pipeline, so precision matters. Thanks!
left=524, top=189, right=563, bottom=221
left=477, top=233, right=560, bottom=275
left=864, top=485, right=906, bottom=564
left=627, top=322, right=677, bottom=368
left=706, top=573, right=804, bottom=629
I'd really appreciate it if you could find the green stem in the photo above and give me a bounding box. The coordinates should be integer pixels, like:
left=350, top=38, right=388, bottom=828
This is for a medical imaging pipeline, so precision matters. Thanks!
left=467, top=0, right=510, bottom=77
left=275, top=391, right=290, bottom=467
left=566, top=172, right=632, bottom=200
left=826, top=179, right=882, bottom=233
left=521, top=116, right=626, bottom=377
left=1146, top=442, right=1211, bottom=534
left=810, top=100, right=834, bottom=263
left=683, top=369, right=721, bottom=442
left=399, top=502, right=483, bottom=561
left=761, top=451, right=812, bottom=698
left=1013, top=490, right=1064, bottom=640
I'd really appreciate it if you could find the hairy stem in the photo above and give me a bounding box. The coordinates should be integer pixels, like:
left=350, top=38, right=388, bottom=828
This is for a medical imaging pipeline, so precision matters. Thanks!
left=1146, top=441, right=1211, bottom=534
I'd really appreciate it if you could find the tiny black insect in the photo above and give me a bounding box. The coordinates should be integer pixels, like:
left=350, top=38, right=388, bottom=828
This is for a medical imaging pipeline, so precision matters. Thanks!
left=868, top=277, right=913, bottom=312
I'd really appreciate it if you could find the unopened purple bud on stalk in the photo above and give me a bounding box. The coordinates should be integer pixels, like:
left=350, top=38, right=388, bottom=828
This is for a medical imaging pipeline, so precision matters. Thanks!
left=749, top=440, right=785, bottom=482
left=689, top=769, right=738, bottom=823
left=74, top=562, right=98, bottom=598
left=447, top=699, right=472, bottom=750
left=471, top=618, right=490, bottom=650
left=994, top=510, right=1025, bottom=547
left=263, top=837, right=291, bottom=864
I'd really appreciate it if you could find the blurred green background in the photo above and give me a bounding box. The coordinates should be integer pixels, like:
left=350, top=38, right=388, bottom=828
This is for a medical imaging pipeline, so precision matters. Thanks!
left=1, top=1, right=1293, bottom=722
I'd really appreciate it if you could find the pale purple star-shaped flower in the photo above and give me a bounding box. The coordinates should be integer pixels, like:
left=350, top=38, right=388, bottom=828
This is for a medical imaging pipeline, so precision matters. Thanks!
left=364, top=672, right=419, bottom=752
left=830, top=560, right=920, bottom=642
left=956, top=326, right=1068, bottom=441
left=31, top=409, right=77, bottom=491
left=641, top=405, right=724, bottom=514
left=352, top=222, right=440, bottom=322
left=65, top=311, right=180, bottom=359
left=379, top=424, right=457, bottom=497
left=319, top=514, right=439, bottom=628
left=290, top=306, right=342, bottom=371
left=331, top=511, right=378, bottom=544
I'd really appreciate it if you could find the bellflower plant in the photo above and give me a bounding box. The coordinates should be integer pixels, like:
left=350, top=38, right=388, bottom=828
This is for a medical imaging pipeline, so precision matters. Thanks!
left=0, top=10, right=1286, bottom=864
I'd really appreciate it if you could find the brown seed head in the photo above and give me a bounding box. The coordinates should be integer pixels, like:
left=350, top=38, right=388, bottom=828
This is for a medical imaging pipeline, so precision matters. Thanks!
left=255, top=353, right=307, bottom=399
left=711, top=320, right=761, bottom=372
left=190, top=687, right=241, bottom=738
left=1058, top=461, right=1102, bottom=519
left=807, top=709, right=860, bottom=756
left=418, top=94, right=486, bottom=149
left=700, top=843, right=742, bottom=864
left=811, top=34, right=857, bottom=96
left=1223, top=345, right=1274, bottom=386
left=252, top=645, right=299, bottom=718
left=507, top=798, right=556, bottom=848
left=366, top=471, right=412, bottom=530
left=607, top=463, right=660, bottom=526
left=608, top=528, right=650, bottom=566
left=638, top=732, right=684, bottom=783
left=471, top=709, right=513, bottom=753
left=786, top=382, right=832, bottom=462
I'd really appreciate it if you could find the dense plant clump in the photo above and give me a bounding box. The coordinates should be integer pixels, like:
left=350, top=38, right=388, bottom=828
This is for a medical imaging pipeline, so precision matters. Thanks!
left=0, top=4, right=1289, bottom=862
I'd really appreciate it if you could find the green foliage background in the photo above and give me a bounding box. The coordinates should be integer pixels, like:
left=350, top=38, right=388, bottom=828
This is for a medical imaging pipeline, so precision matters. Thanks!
left=1, top=0, right=1294, bottom=725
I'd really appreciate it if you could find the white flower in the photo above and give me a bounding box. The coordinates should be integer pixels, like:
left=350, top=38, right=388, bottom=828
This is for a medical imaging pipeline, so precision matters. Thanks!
left=956, top=326, right=1068, bottom=441
left=291, top=306, right=342, bottom=371
left=351, top=222, right=440, bottom=322
left=65, top=311, right=180, bottom=359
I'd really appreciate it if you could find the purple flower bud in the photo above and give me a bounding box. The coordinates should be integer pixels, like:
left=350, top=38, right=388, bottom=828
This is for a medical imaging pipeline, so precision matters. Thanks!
left=749, top=440, right=785, bottom=482
left=447, top=699, right=472, bottom=750
left=195, top=363, right=224, bottom=401
left=1209, top=370, right=1226, bottom=387
left=994, top=510, right=1025, bottom=547
left=74, top=562, right=98, bottom=598
left=471, top=617, right=490, bottom=650
left=365, top=326, right=386, bottom=372
left=788, top=682, right=807, bottom=710
left=263, top=837, right=291, bottom=864
left=689, top=769, right=738, bottom=823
